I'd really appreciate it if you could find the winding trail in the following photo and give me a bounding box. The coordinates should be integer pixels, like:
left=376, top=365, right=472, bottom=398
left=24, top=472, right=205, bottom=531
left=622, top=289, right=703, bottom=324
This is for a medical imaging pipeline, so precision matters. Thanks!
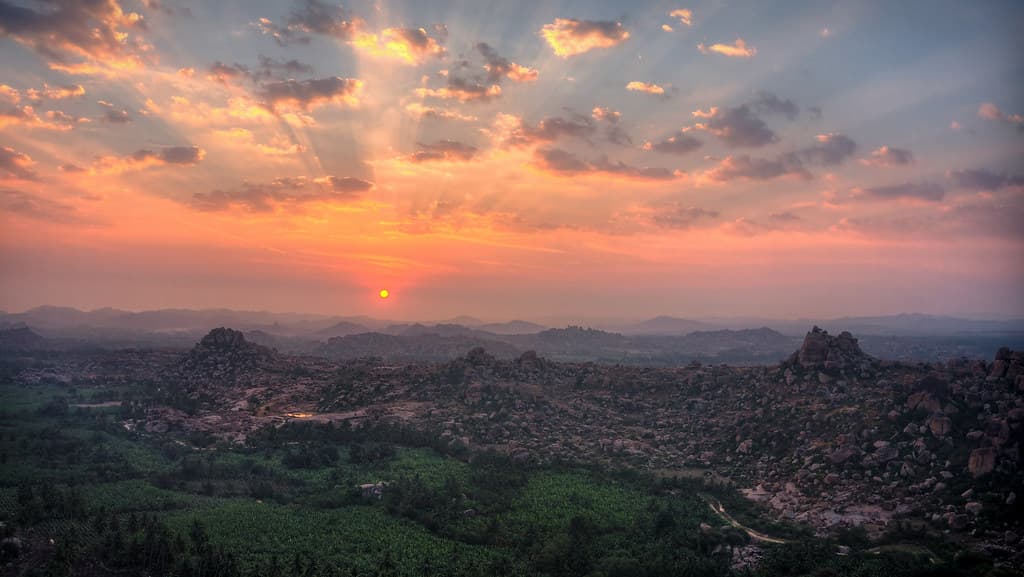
left=699, top=494, right=789, bottom=544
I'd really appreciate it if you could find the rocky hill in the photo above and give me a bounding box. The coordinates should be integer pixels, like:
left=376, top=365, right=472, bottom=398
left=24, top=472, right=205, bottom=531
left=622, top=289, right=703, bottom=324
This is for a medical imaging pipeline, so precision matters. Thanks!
left=10, top=326, right=1022, bottom=562
left=0, top=326, right=48, bottom=352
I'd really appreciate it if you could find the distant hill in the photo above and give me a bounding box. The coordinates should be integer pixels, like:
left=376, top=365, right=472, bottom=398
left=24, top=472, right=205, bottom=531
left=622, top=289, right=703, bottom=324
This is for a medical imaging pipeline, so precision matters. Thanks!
left=617, top=316, right=715, bottom=335
left=315, top=332, right=521, bottom=362
left=313, top=321, right=372, bottom=339
left=0, top=325, right=48, bottom=351
left=476, top=320, right=547, bottom=335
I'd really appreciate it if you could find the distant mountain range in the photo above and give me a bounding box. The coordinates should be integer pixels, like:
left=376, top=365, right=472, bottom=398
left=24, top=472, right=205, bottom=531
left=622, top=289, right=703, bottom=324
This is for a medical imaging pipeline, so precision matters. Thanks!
left=2, top=307, right=1022, bottom=364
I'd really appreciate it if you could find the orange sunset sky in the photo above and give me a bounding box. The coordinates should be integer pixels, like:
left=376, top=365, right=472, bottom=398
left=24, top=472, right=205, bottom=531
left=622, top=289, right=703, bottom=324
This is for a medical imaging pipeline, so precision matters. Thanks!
left=1, top=0, right=1022, bottom=321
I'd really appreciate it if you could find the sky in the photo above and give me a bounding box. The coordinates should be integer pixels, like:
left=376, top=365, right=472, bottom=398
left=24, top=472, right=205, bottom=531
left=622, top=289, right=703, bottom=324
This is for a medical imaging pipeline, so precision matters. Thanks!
left=0, top=0, right=1022, bottom=322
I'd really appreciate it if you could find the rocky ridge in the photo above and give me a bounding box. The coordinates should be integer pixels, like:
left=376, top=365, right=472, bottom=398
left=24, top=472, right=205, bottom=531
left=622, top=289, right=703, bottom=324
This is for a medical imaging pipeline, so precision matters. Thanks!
left=11, top=326, right=1023, bottom=564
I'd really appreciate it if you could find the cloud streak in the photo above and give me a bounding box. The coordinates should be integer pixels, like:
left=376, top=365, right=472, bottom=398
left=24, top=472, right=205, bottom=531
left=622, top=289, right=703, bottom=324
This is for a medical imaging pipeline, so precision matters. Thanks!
left=698, top=38, right=756, bottom=57
left=190, top=175, right=373, bottom=212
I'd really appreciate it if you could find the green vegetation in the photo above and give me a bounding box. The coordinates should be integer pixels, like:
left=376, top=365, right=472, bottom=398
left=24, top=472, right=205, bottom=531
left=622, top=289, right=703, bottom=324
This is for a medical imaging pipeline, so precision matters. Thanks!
left=0, top=375, right=1009, bottom=576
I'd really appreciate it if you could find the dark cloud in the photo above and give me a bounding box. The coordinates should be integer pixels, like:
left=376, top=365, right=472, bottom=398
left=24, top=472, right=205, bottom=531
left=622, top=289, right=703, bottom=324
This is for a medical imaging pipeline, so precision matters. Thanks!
left=190, top=175, right=373, bottom=212
left=207, top=61, right=250, bottom=85
left=257, top=77, right=362, bottom=111
left=92, top=146, right=205, bottom=173
left=208, top=57, right=315, bottom=85
left=706, top=155, right=809, bottom=181
left=650, top=204, right=719, bottom=229
left=693, top=105, right=777, bottom=147
left=855, top=182, right=944, bottom=202
left=769, top=211, right=801, bottom=222
left=0, top=189, right=88, bottom=224
left=0, top=146, right=37, bottom=180
left=142, top=0, right=191, bottom=18
left=790, top=133, right=857, bottom=166
left=749, top=91, right=799, bottom=120
left=505, top=113, right=596, bottom=147
left=534, top=148, right=679, bottom=180
left=476, top=43, right=537, bottom=83
left=861, top=145, right=913, bottom=167
left=98, top=100, right=132, bottom=123
left=0, top=0, right=150, bottom=68
left=416, top=75, right=502, bottom=102
left=407, top=140, right=478, bottom=163
left=255, top=55, right=314, bottom=80
left=643, top=131, right=703, bottom=155
left=947, top=168, right=1024, bottom=191
left=257, top=0, right=360, bottom=46
left=836, top=199, right=1024, bottom=240
left=148, top=146, right=204, bottom=165
left=808, top=106, right=823, bottom=120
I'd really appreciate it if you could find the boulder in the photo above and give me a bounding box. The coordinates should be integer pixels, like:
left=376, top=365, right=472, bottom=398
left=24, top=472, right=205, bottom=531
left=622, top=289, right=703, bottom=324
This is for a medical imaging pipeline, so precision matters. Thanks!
left=968, top=447, right=997, bottom=478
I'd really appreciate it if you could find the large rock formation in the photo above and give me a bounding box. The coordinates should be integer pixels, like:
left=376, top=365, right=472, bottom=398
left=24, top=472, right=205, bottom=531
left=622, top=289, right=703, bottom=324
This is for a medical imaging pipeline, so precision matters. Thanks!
left=787, top=326, right=873, bottom=371
left=177, top=328, right=277, bottom=386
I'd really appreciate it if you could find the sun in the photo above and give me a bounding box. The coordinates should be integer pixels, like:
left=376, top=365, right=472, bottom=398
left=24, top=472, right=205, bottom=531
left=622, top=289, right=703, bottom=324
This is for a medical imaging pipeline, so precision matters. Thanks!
left=378, top=289, right=390, bottom=299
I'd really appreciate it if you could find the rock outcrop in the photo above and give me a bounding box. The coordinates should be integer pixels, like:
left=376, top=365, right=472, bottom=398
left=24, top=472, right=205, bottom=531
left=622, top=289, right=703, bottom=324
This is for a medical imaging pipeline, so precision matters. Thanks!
left=177, top=328, right=277, bottom=387
left=786, top=326, right=874, bottom=372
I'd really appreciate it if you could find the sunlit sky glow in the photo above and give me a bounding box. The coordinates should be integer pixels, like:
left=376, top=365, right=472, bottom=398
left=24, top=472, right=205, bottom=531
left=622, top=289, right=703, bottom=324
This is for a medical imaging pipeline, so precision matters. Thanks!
left=1, top=0, right=1022, bottom=321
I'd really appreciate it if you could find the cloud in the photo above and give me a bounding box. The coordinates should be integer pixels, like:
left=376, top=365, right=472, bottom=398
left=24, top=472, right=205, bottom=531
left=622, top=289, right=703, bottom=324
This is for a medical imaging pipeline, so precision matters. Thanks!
left=0, top=146, right=38, bottom=180
left=669, top=9, right=693, bottom=26
left=0, top=0, right=151, bottom=72
left=852, top=181, right=944, bottom=202
left=259, top=2, right=444, bottom=65
left=501, top=113, right=596, bottom=147
left=255, top=55, right=314, bottom=81
left=698, top=38, right=757, bottom=58
left=351, top=27, right=446, bottom=65
left=650, top=204, right=718, bottom=229
left=0, top=189, right=89, bottom=224
left=540, top=18, right=629, bottom=57
left=406, top=140, right=478, bottom=163
left=626, top=81, right=667, bottom=96
left=534, top=147, right=681, bottom=180
left=860, top=145, right=913, bottom=167
left=257, top=77, right=363, bottom=112
left=92, top=146, right=205, bottom=174
left=214, top=128, right=306, bottom=156
left=947, top=168, right=1024, bottom=191
left=98, top=100, right=132, bottom=123
left=662, top=24, right=673, bottom=32
left=0, top=105, right=82, bottom=130
left=705, top=155, right=809, bottom=182
left=591, top=107, right=620, bottom=123
left=415, top=79, right=501, bottom=102
left=749, top=91, right=799, bottom=120
left=476, top=43, right=537, bottom=83
left=1, top=83, right=87, bottom=104
left=404, top=103, right=477, bottom=122
left=258, top=0, right=360, bottom=45
left=643, top=130, right=703, bottom=155
left=791, top=133, right=857, bottom=166
left=590, top=108, right=631, bottom=144
left=977, top=102, right=1023, bottom=130
left=207, top=61, right=250, bottom=85
left=190, top=175, right=372, bottom=212
left=692, top=105, right=777, bottom=147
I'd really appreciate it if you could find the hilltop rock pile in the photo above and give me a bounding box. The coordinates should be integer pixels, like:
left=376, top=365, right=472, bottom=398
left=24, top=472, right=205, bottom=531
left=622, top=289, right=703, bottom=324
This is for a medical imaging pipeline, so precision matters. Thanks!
left=177, top=328, right=277, bottom=386
left=788, top=326, right=871, bottom=370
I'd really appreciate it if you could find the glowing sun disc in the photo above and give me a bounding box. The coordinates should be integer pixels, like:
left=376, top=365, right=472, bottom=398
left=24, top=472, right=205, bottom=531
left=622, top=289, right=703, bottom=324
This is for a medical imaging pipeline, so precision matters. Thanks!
left=378, top=289, right=390, bottom=299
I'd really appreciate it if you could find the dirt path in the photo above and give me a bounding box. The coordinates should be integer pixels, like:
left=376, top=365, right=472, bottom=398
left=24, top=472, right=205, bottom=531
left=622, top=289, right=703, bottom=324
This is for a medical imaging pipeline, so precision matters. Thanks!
left=700, top=494, right=788, bottom=544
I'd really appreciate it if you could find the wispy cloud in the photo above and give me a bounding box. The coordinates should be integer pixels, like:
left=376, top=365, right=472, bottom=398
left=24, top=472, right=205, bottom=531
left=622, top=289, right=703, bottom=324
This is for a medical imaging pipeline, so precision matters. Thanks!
left=698, top=38, right=756, bottom=58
